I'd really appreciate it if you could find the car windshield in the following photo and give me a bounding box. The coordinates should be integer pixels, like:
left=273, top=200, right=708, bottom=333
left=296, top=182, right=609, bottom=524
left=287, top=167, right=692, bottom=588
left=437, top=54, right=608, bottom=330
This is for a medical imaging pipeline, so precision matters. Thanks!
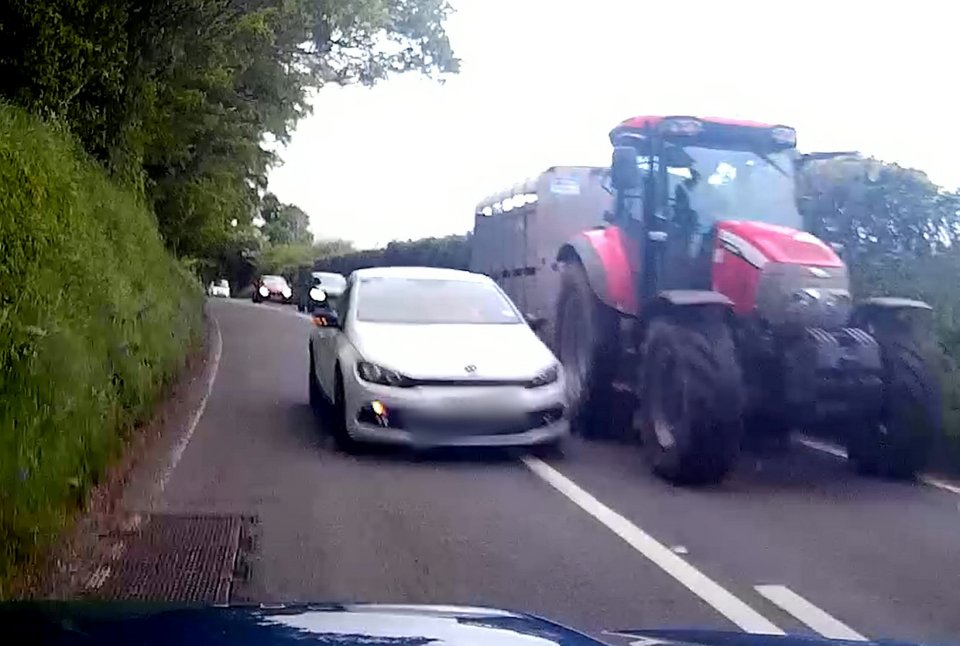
left=356, top=277, right=521, bottom=324
left=263, top=275, right=287, bottom=287
left=666, top=145, right=801, bottom=232
left=313, top=273, right=346, bottom=289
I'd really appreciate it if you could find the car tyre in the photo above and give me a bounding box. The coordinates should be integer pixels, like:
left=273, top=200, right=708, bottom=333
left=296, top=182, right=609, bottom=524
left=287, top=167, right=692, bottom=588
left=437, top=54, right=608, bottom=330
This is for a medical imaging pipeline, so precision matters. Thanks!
left=638, top=313, right=743, bottom=485
left=308, top=348, right=323, bottom=416
left=332, top=369, right=360, bottom=454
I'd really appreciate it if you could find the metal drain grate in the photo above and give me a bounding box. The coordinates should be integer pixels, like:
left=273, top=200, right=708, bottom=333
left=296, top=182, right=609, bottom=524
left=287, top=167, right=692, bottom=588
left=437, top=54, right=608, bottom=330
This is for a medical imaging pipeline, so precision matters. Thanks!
left=94, top=514, right=242, bottom=603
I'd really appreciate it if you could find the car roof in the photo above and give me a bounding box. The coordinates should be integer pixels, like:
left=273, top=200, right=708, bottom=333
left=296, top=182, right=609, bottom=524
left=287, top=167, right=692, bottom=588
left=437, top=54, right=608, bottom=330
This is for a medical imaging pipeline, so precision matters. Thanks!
left=352, top=266, right=492, bottom=283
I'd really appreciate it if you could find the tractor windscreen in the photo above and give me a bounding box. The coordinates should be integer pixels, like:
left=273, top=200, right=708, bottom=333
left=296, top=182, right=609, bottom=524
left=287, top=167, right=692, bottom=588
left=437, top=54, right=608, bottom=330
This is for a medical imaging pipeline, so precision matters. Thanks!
left=665, top=144, right=802, bottom=232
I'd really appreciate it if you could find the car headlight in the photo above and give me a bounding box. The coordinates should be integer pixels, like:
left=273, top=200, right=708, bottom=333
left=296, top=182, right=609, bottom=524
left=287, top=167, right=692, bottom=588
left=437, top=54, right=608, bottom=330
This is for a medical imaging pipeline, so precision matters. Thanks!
left=281, top=287, right=292, bottom=298
left=527, top=365, right=560, bottom=388
left=258, top=286, right=269, bottom=297
left=357, top=361, right=414, bottom=388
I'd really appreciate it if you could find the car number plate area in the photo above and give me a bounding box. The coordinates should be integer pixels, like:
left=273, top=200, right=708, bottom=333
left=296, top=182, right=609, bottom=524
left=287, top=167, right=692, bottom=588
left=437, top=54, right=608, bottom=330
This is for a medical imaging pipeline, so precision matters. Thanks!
left=401, top=410, right=529, bottom=436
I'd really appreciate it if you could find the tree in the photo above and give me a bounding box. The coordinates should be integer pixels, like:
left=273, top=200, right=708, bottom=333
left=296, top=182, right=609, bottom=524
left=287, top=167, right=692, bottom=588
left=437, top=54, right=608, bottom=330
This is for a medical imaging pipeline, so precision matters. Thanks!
left=262, top=202, right=314, bottom=245
left=0, top=0, right=459, bottom=259
left=798, top=157, right=960, bottom=273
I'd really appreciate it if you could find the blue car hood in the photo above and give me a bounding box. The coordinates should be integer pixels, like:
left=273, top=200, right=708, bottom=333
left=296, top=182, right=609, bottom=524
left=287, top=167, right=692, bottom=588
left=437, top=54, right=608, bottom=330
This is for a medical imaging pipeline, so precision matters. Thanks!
left=3, top=603, right=924, bottom=646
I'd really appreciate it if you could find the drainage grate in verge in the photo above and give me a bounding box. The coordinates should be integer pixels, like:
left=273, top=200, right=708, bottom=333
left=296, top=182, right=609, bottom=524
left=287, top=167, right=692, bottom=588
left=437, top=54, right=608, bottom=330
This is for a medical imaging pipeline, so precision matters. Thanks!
left=93, top=514, right=243, bottom=604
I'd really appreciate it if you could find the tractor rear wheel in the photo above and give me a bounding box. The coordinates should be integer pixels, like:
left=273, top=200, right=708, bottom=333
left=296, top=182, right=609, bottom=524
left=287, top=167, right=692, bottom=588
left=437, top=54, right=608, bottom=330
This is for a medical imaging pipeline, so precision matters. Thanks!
left=846, top=329, right=940, bottom=479
left=555, top=261, right=619, bottom=438
left=638, top=313, right=744, bottom=484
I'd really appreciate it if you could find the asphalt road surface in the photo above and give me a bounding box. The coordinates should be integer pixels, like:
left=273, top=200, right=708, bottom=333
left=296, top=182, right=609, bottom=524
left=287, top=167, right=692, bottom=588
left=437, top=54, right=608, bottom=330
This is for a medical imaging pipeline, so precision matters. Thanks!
left=154, top=299, right=960, bottom=644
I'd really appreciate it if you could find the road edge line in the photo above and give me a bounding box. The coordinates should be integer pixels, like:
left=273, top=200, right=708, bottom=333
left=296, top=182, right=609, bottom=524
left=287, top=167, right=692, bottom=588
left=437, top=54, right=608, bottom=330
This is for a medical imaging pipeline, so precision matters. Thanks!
left=157, top=310, right=223, bottom=492
left=755, top=585, right=867, bottom=641
left=521, top=456, right=785, bottom=635
left=795, top=435, right=960, bottom=495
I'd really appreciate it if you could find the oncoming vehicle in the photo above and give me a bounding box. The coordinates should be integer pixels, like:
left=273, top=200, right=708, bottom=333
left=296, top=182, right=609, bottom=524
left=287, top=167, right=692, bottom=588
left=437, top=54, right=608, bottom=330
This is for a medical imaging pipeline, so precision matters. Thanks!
left=473, top=115, right=941, bottom=484
left=307, top=266, right=567, bottom=451
left=298, top=271, right=346, bottom=312
left=207, top=278, right=230, bottom=298
left=254, top=274, right=293, bottom=304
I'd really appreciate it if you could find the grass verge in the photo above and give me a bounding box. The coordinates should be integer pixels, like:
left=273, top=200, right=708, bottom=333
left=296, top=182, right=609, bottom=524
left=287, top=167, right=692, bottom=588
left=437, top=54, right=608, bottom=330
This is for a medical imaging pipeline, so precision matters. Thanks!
left=0, top=105, right=203, bottom=592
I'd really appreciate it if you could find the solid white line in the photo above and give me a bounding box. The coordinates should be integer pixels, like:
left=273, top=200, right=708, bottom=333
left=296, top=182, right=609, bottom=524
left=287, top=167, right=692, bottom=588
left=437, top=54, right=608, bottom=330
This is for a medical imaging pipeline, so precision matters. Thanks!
left=794, top=436, right=847, bottom=459
left=157, top=312, right=223, bottom=492
left=919, top=475, right=960, bottom=495
left=795, top=435, right=960, bottom=495
left=755, top=585, right=867, bottom=641
left=521, top=456, right=785, bottom=635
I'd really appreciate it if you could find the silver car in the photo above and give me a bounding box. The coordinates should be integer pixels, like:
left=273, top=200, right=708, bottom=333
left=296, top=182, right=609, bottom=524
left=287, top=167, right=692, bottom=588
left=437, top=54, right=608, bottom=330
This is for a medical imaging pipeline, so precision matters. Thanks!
left=308, top=266, right=568, bottom=450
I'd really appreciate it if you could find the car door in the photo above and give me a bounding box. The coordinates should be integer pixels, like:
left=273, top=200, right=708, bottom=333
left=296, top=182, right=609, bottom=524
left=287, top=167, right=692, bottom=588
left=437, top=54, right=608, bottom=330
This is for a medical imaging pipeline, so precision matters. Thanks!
left=315, top=276, right=353, bottom=397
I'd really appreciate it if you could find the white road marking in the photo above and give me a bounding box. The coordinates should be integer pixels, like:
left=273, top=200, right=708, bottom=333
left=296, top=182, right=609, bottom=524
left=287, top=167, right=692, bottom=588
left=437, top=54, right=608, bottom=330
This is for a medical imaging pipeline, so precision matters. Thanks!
left=794, top=436, right=847, bottom=459
left=795, top=435, right=960, bottom=495
left=755, top=585, right=867, bottom=641
left=522, top=457, right=785, bottom=635
left=157, top=312, right=223, bottom=492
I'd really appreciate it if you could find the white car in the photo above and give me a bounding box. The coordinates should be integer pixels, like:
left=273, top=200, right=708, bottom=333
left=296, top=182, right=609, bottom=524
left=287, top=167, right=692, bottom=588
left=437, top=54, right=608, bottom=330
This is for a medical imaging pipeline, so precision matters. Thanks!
left=208, top=279, right=230, bottom=298
left=308, top=266, right=568, bottom=450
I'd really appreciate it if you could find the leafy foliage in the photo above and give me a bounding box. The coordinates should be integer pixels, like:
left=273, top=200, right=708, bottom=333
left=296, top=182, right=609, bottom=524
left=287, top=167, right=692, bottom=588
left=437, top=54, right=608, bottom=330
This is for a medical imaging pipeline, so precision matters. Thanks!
left=317, top=234, right=471, bottom=274
left=0, top=106, right=204, bottom=586
left=0, top=0, right=459, bottom=259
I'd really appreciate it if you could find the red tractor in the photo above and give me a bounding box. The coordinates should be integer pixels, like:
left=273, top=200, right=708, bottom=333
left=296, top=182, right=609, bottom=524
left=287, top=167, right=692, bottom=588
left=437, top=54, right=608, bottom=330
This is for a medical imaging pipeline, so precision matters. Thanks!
left=472, top=115, right=941, bottom=484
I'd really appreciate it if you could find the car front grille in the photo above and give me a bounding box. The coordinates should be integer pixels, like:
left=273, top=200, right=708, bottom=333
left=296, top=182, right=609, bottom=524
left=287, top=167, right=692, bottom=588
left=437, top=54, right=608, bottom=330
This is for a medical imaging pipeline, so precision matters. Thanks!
left=374, top=406, right=564, bottom=436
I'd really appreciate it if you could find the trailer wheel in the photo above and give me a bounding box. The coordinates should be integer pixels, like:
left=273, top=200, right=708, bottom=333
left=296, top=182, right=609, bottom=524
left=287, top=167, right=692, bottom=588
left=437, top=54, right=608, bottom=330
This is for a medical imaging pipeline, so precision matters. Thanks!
left=555, top=261, right=619, bottom=438
left=846, top=329, right=940, bottom=479
left=638, top=313, right=743, bottom=485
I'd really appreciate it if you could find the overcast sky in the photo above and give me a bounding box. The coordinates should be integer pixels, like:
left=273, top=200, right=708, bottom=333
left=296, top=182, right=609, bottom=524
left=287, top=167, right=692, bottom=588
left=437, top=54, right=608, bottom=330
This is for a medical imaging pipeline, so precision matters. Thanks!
left=267, top=0, right=958, bottom=249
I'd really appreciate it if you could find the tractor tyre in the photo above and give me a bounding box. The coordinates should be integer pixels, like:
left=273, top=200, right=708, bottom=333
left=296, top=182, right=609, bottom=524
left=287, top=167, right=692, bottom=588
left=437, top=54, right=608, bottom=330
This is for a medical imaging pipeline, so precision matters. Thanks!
left=846, top=330, right=940, bottom=479
left=638, top=314, right=744, bottom=485
left=555, top=261, right=620, bottom=439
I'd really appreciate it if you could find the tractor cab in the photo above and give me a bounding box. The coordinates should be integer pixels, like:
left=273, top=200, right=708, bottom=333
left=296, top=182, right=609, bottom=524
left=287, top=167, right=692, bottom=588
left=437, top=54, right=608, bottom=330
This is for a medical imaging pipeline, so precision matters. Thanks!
left=608, top=116, right=810, bottom=306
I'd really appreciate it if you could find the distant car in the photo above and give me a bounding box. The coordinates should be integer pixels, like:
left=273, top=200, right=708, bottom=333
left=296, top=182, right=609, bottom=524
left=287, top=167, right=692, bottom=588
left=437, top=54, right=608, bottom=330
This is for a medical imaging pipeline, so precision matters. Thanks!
left=298, top=271, right=346, bottom=312
left=254, top=274, right=293, bottom=304
left=207, top=279, right=230, bottom=298
left=308, top=266, right=568, bottom=452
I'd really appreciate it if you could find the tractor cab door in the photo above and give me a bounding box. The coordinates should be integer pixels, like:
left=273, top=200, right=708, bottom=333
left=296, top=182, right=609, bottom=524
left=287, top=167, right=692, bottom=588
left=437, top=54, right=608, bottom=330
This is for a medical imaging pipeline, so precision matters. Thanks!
left=656, top=144, right=716, bottom=291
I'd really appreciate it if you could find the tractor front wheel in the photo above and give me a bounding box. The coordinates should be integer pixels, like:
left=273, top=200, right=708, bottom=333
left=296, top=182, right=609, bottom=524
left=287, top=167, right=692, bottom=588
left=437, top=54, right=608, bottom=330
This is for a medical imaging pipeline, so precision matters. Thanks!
left=638, top=313, right=744, bottom=485
left=846, top=328, right=940, bottom=479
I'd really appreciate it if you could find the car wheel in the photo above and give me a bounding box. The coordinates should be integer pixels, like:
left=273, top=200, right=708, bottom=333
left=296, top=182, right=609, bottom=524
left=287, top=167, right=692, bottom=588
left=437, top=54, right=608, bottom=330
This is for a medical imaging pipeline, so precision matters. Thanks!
left=332, top=369, right=360, bottom=454
left=308, top=349, right=323, bottom=416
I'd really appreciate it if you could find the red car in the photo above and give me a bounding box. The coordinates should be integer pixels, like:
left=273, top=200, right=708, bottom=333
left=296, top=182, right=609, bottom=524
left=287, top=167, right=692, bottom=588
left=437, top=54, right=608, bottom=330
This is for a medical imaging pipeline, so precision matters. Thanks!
left=253, top=274, right=293, bottom=303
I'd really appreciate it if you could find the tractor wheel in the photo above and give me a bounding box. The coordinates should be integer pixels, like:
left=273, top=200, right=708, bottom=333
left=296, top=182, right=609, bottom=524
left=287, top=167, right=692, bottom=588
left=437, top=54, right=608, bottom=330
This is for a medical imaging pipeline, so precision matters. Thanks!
left=846, top=330, right=940, bottom=479
left=638, top=313, right=744, bottom=485
left=555, top=261, right=620, bottom=439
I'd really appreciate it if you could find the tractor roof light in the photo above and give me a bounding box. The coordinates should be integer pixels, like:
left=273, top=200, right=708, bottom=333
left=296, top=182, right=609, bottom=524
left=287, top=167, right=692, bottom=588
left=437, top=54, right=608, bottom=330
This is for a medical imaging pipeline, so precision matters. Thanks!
left=660, top=117, right=703, bottom=136
left=771, top=126, right=797, bottom=146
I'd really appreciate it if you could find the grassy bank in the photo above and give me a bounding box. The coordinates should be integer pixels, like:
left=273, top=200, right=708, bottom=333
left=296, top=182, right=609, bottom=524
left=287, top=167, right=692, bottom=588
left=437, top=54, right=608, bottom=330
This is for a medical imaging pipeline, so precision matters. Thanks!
left=0, top=105, right=204, bottom=587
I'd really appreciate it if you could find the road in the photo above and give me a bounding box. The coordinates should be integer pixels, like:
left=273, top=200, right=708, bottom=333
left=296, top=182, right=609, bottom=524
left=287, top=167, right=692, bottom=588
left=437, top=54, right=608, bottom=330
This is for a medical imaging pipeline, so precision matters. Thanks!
left=152, top=299, right=960, bottom=644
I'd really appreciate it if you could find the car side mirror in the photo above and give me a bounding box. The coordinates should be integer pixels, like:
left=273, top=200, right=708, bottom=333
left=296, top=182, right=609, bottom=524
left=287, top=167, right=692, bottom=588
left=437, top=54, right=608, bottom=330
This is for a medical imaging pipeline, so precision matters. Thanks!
left=312, top=309, right=341, bottom=329
left=525, top=313, right=546, bottom=332
left=611, top=146, right=640, bottom=189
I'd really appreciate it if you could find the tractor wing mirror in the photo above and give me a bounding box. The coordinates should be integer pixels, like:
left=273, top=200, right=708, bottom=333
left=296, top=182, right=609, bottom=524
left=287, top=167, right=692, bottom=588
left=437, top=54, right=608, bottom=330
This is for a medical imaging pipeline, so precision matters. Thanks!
left=611, top=146, right=640, bottom=189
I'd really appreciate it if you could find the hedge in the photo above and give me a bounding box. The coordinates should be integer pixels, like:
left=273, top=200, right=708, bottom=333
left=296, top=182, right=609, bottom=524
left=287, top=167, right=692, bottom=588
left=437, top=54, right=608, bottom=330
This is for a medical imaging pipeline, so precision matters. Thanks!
left=0, top=105, right=203, bottom=586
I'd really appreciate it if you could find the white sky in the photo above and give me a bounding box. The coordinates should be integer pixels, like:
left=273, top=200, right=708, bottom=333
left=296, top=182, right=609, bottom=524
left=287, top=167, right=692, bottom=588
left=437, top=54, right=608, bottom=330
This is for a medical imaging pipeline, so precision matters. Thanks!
left=267, top=0, right=959, bottom=249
